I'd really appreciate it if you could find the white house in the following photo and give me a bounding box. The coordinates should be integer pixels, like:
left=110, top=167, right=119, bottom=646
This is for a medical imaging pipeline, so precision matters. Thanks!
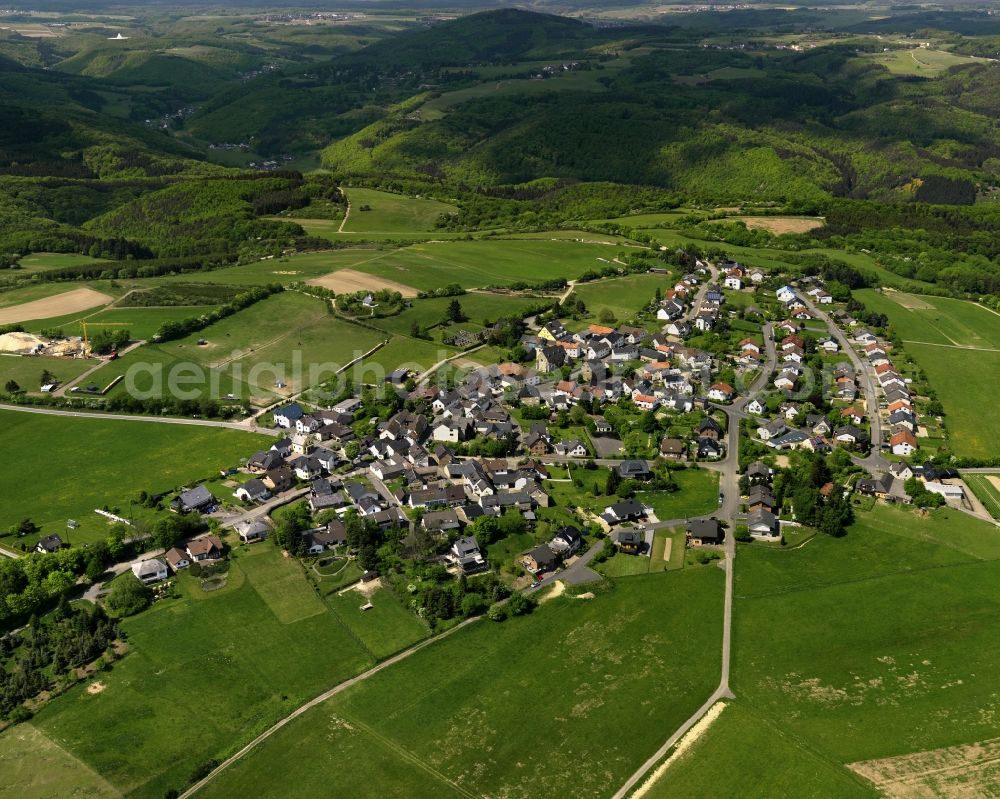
left=273, top=403, right=304, bottom=429
left=131, top=558, right=168, bottom=584
left=724, top=275, right=743, bottom=290
left=776, top=285, right=797, bottom=303
left=746, top=398, right=766, bottom=415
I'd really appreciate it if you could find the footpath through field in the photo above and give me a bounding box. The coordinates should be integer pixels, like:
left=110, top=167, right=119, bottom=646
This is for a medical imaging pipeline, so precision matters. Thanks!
left=180, top=616, right=481, bottom=799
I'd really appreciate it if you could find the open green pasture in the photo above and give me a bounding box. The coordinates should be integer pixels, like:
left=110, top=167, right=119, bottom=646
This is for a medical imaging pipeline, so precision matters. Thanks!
left=854, top=289, right=1000, bottom=348
left=325, top=587, right=429, bottom=659
left=196, top=568, right=725, bottom=799
left=0, top=409, right=267, bottom=545
left=569, top=272, right=671, bottom=322
left=23, top=305, right=218, bottom=342
left=870, top=48, right=984, bottom=77
left=733, top=503, right=1000, bottom=770
left=26, top=547, right=375, bottom=799
left=0, top=354, right=99, bottom=393
left=642, top=702, right=877, bottom=798
left=0, top=723, right=120, bottom=799
left=370, top=292, right=540, bottom=338
left=638, top=469, right=720, bottom=521
left=88, top=292, right=385, bottom=402
left=13, top=252, right=109, bottom=274
left=348, top=238, right=628, bottom=292
left=342, top=187, right=457, bottom=233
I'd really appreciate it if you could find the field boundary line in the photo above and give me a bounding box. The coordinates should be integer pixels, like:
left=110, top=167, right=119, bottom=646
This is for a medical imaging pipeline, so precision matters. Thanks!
left=903, top=340, right=1000, bottom=353
left=179, top=616, right=480, bottom=798
left=343, top=715, right=476, bottom=798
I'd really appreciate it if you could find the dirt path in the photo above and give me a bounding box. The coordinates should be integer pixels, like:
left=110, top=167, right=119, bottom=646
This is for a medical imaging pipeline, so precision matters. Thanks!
left=179, top=616, right=481, bottom=799
left=337, top=194, right=351, bottom=233
left=630, top=702, right=728, bottom=799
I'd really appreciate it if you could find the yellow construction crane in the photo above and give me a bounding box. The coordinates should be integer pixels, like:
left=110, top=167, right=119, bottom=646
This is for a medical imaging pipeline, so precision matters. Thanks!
left=80, top=321, right=131, bottom=355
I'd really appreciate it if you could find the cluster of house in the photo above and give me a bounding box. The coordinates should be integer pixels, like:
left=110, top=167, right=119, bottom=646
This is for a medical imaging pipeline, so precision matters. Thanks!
left=128, top=533, right=225, bottom=585
left=856, top=461, right=964, bottom=503
left=519, top=525, right=583, bottom=575
left=743, top=460, right=779, bottom=539
left=852, top=329, right=920, bottom=457
left=521, top=319, right=718, bottom=415
left=659, top=415, right=726, bottom=461
left=775, top=280, right=831, bottom=318
left=752, top=399, right=869, bottom=453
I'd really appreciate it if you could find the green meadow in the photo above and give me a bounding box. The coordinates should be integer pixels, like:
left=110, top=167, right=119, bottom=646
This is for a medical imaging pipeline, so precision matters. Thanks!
left=642, top=702, right=878, bottom=798
left=87, top=292, right=385, bottom=402
left=341, top=187, right=457, bottom=233
left=0, top=354, right=99, bottom=393
left=196, top=568, right=725, bottom=799
left=0, top=409, right=267, bottom=545
left=569, top=272, right=671, bottom=322
left=27, top=547, right=377, bottom=799
left=732, top=504, right=1000, bottom=773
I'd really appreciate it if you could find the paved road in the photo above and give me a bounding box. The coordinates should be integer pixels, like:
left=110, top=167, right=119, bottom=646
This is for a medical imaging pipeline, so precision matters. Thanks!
left=799, top=294, right=887, bottom=463
left=179, top=615, right=482, bottom=799
left=0, top=402, right=280, bottom=436
left=612, top=301, right=769, bottom=798
left=214, top=487, right=311, bottom=530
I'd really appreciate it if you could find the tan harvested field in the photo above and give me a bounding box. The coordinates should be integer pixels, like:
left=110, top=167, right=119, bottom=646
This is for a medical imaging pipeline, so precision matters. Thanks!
left=849, top=736, right=1000, bottom=798
left=734, top=216, right=825, bottom=234
left=307, top=269, right=419, bottom=298
left=0, top=288, right=112, bottom=324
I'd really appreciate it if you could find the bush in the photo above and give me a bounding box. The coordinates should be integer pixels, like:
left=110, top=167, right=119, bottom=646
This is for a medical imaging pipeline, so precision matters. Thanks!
left=104, top=573, right=151, bottom=617
left=487, top=603, right=508, bottom=622
left=188, top=759, right=219, bottom=784
left=461, top=593, right=488, bottom=617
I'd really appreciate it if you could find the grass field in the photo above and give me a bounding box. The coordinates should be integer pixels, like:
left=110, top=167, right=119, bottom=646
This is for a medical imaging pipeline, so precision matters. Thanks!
left=639, top=469, right=720, bottom=521
left=348, top=239, right=630, bottom=292
left=0, top=723, right=120, bottom=799
left=326, top=586, right=430, bottom=659
left=87, top=292, right=385, bottom=402
left=196, top=568, right=725, bottom=799
left=871, top=48, right=984, bottom=77
left=0, top=409, right=268, bottom=545
left=22, top=305, right=221, bottom=342
left=641, top=702, right=878, bottom=798
left=0, top=353, right=99, bottom=393
left=732, top=503, right=1000, bottom=784
left=853, top=289, right=1000, bottom=458
left=13, top=252, right=109, bottom=274
left=568, top=273, right=669, bottom=323
left=27, top=547, right=375, bottom=799
left=369, top=292, right=540, bottom=339
left=964, top=474, right=1000, bottom=520
left=342, top=188, right=457, bottom=233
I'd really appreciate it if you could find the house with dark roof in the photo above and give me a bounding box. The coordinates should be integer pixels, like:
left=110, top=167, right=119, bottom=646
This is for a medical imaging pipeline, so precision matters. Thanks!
left=35, top=534, right=63, bottom=554
left=687, top=519, right=723, bottom=546
left=273, top=403, right=304, bottom=428
left=522, top=544, right=558, bottom=574
left=618, top=460, right=651, bottom=480
left=175, top=485, right=214, bottom=514
left=612, top=529, right=644, bottom=554
left=549, top=526, right=582, bottom=556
